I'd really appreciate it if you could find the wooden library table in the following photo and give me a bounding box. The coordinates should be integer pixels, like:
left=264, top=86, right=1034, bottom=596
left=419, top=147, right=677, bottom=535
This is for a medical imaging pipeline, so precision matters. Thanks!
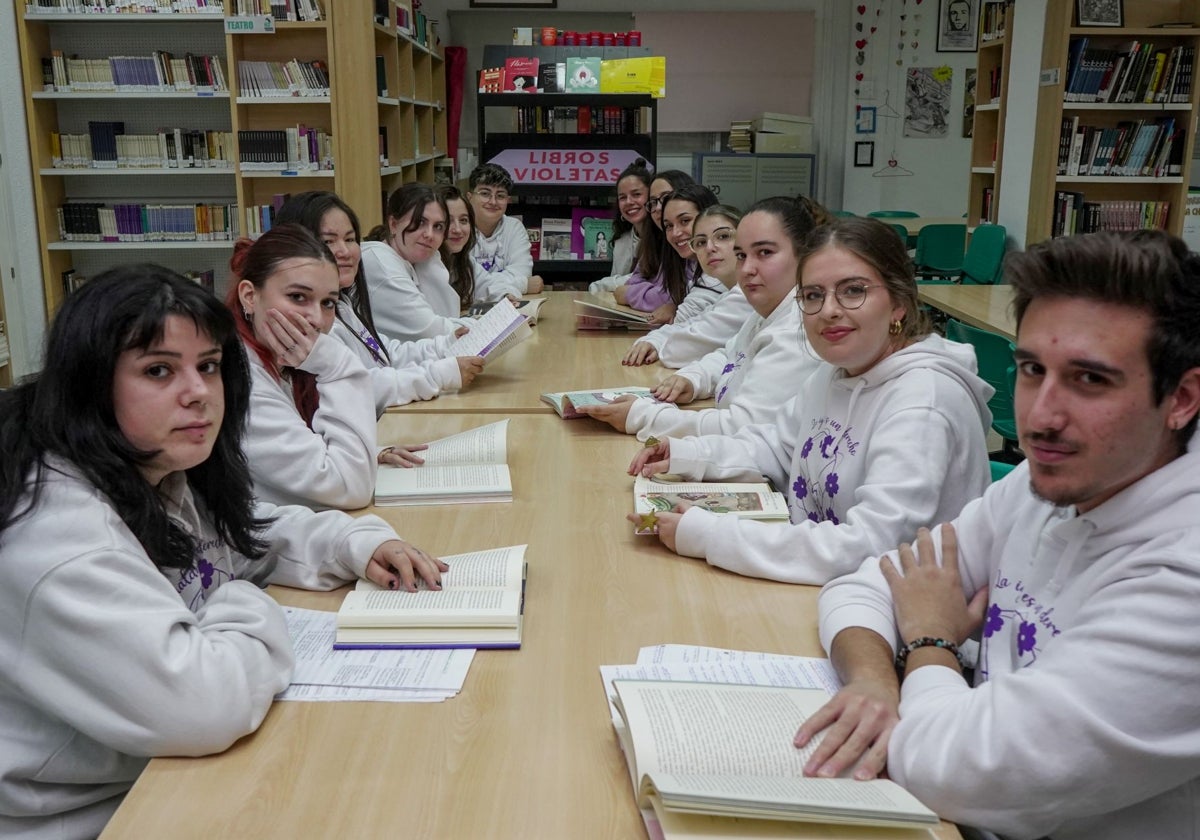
left=918, top=283, right=1016, bottom=341
left=389, top=290, right=666, bottom=414
left=102, top=414, right=959, bottom=840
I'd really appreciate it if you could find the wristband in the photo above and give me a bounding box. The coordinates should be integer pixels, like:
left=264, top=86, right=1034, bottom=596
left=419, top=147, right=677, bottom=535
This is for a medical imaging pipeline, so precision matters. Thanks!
left=895, top=636, right=964, bottom=670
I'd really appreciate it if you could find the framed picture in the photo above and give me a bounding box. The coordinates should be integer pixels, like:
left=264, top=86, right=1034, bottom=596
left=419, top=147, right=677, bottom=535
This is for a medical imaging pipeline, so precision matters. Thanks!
left=1076, top=0, right=1123, bottom=27
left=854, top=141, right=875, bottom=168
left=470, top=0, right=556, bottom=6
left=856, top=106, right=877, bottom=134
left=937, top=0, right=979, bottom=52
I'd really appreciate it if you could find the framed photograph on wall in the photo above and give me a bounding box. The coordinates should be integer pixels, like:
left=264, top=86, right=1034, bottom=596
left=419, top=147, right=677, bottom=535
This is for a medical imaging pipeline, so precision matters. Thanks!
left=854, top=141, right=875, bottom=168
left=856, top=106, right=877, bottom=134
left=1076, top=0, right=1123, bottom=27
left=937, top=0, right=979, bottom=52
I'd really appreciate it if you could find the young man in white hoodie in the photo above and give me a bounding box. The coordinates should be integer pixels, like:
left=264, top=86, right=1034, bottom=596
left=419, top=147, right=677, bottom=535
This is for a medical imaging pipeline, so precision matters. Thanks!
left=798, top=230, right=1200, bottom=840
left=467, top=163, right=543, bottom=300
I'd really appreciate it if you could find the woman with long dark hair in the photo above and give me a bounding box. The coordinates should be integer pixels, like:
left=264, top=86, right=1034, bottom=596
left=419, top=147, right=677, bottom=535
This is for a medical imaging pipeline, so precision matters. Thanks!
left=0, top=265, right=444, bottom=838
left=437, top=184, right=478, bottom=308
left=613, top=169, right=697, bottom=323
left=589, top=157, right=653, bottom=294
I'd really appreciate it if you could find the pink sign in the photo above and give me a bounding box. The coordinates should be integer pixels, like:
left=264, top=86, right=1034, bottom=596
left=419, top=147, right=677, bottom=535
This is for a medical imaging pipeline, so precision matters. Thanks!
left=485, top=149, right=647, bottom=186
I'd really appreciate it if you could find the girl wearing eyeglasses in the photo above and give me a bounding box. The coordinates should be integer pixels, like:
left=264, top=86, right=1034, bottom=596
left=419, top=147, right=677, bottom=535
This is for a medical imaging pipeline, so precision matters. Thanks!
left=626, top=216, right=993, bottom=584
left=579, top=197, right=821, bottom=440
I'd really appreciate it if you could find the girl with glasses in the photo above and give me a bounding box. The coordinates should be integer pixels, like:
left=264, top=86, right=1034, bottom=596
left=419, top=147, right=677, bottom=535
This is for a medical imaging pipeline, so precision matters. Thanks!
left=579, top=197, right=821, bottom=440
left=0, top=266, right=445, bottom=838
left=466, top=163, right=544, bottom=301
left=589, top=157, right=653, bottom=295
left=626, top=216, right=993, bottom=584
left=613, top=170, right=695, bottom=324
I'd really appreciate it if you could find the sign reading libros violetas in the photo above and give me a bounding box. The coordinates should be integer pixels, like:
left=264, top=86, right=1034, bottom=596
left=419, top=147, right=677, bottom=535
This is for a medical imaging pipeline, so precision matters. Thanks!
left=485, top=149, right=645, bottom=185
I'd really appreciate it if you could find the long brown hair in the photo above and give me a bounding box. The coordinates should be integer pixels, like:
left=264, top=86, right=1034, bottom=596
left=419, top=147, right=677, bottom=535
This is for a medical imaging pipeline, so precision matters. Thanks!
left=437, top=184, right=477, bottom=308
left=635, top=169, right=695, bottom=282
left=226, top=224, right=337, bottom=428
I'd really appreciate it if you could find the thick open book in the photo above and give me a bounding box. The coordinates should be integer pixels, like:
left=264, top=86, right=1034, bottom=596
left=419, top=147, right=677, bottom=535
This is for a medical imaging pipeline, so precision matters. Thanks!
left=574, top=292, right=654, bottom=331
left=541, top=386, right=653, bottom=418
left=376, top=420, right=511, bottom=506
left=465, top=296, right=547, bottom=325
left=612, top=680, right=938, bottom=831
left=633, top=476, right=789, bottom=533
left=448, top=297, right=533, bottom=359
left=335, top=545, right=527, bottom=649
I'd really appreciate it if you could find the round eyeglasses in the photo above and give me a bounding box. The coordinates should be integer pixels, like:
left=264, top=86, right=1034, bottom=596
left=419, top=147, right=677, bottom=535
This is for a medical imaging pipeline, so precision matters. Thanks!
left=472, top=188, right=510, bottom=205
left=797, top=280, right=881, bottom=315
left=688, top=228, right=735, bottom=252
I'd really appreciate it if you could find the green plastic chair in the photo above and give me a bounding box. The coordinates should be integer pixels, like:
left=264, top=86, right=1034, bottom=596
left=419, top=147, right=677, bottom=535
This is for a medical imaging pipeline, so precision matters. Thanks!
left=945, top=318, right=1021, bottom=461
left=961, top=224, right=1007, bottom=285
left=989, top=460, right=1017, bottom=482
left=914, top=223, right=967, bottom=281
left=885, top=223, right=910, bottom=249
left=867, top=210, right=920, bottom=218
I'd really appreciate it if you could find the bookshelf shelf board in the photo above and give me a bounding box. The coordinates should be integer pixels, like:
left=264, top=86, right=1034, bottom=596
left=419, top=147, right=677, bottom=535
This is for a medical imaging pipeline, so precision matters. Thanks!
left=414, top=98, right=438, bottom=107
left=41, top=168, right=235, bottom=176
left=1061, top=102, right=1193, bottom=111
left=1070, top=26, right=1200, bottom=36
left=972, top=166, right=996, bottom=174
left=980, top=36, right=1007, bottom=47
left=479, top=92, right=655, bottom=108
left=239, top=169, right=336, bottom=178
left=47, top=240, right=234, bottom=251
left=1056, top=176, right=1184, bottom=184
left=33, top=91, right=230, bottom=100
left=976, top=103, right=1001, bottom=112
left=263, top=21, right=326, bottom=30
left=378, top=96, right=400, bottom=106
left=374, top=22, right=393, bottom=37
left=399, top=32, right=439, bottom=57
left=235, top=96, right=331, bottom=104
left=21, top=12, right=225, bottom=22
left=380, top=165, right=403, bottom=176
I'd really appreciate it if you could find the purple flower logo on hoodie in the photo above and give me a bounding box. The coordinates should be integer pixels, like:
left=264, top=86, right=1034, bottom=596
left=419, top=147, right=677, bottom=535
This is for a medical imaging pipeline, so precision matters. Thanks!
left=800, top=437, right=813, bottom=458
left=792, top=475, right=808, bottom=500
left=793, top=418, right=858, bottom=527
left=824, top=473, right=839, bottom=497
left=984, top=603, right=1004, bottom=637
left=1017, top=621, right=1037, bottom=655
left=198, top=558, right=215, bottom=589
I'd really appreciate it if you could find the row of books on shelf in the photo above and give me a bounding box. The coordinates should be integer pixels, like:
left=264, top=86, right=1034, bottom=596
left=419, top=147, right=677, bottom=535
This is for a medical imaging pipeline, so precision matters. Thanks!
left=237, top=126, right=333, bottom=171
left=50, top=127, right=234, bottom=170
left=25, top=0, right=222, bottom=14
left=514, top=104, right=648, bottom=135
left=1057, top=115, right=1184, bottom=178
left=1052, top=194, right=1169, bottom=237
left=60, top=268, right=214, bottom=297
left=987, top=64, right=1003, bottom=102
left=237, top=59, right=329, bottom=98
left=980, top=0, right=1009, bottom=42
left=479, top=56, right=664, bottom=97
left=1064, top=39, right=1193, bottom=104
left=232, top=0, right=323, bottom=21
left=980, top=186, right=995, bottom=224
left=42, top=50, right=225, bottom=93
left=56, top=201, right=238, bottom=242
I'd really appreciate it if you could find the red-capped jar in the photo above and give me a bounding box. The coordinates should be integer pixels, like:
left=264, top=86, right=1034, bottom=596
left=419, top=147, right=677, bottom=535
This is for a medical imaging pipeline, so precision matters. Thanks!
left=540, top=26, right=556, bottom=45
left=563, top=30, right=578, bottom=45
left=588, top=31, right=602, bottom=46
left=602, top=32, right=615, bottom=46
left=614, top=32, right=627, bottom=46
left=628, top=30, right=642, bottom=46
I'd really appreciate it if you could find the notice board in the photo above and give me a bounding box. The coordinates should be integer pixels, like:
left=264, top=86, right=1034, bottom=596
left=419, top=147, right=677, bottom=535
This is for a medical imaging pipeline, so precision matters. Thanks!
left=693, top=153, right=817, bottom=209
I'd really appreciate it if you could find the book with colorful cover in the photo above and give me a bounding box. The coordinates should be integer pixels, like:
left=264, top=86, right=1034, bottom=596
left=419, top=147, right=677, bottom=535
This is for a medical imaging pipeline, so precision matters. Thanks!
left=571, top=208, right=613, bottom=260
left=503, top=57, right=539, bottom=93
left=541, top=386, right=654, bottom=419
left=566, top=56, right=602, bottom=91
left=540, top=217, right=574, bottom=260
left=632, top=476, right=789, bottom=533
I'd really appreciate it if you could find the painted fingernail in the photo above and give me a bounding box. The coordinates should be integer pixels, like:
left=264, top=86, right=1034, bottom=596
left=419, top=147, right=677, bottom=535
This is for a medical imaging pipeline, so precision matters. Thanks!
left=388, top=578, right=398, bottom=590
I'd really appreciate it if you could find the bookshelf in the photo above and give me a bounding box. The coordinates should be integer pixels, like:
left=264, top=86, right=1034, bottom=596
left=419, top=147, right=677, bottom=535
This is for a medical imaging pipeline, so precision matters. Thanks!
left=967, top=1, right=1013, bottom=232
left=15, top=0, right=447, bottom=317
left=1020, top=0, right=1200, bottom=242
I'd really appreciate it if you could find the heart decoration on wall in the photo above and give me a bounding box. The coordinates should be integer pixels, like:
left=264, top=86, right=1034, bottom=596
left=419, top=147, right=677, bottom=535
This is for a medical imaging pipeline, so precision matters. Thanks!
left=852, top=0, right=878, bottom=96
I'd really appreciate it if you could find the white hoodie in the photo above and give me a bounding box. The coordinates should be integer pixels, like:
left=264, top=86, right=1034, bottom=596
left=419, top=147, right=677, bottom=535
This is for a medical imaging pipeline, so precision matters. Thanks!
left=243, top=333, right=377, bottom=510
left=0, top=457, right=398, bottom=839
left=630, top=284, right=754, bottom=369
left=667, top=334, right=994, bottom=583
left=625, top=291, right=818, bottom=441
left=361, top=240, right=472, bottom=341
left=331, top=300, right=461, bottom=414
left=820, top=440, right=1200, bottom=840
left=671, top=273, right=727, bottom=326
left=470, top=215, right=533, bottom=301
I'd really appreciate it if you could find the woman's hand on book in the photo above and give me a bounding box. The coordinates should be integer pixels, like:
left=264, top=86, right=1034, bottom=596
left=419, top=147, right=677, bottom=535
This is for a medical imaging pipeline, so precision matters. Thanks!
left=378, top=443, right=428, bottom=467
left=457, top=356, right=485, bottom=388
left=574, top=395, right=637, bottom=432
left=622, top=341, right=659, bottom=366
left=648, top=302, right=676, bottom=326
left=652, top=375, right=695, bottom=404
left=626, top=506, right=685, bottom=551
left=628, top=440, right=671, bottom=477
left=366, top=540, right=449, bottom=592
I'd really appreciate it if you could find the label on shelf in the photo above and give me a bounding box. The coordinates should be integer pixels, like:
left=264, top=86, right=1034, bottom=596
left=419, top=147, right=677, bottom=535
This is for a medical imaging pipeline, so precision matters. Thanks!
left=226, top=16, right=276, bottom=35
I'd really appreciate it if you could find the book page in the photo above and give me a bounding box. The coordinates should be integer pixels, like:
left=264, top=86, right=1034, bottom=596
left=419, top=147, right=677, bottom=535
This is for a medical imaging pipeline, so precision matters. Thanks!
left=448, top=297, right=528, bottom=357
left=357, top=545, right=526, bottom=591
left=339, top=587, right=521, bottom=624
left=415, top=420, right=509, bottom=466
left=574, top=293, right=652, bottom=321
left=376, top=464, right=511, bottom=497
left=480, top=318, right=533, bottom=360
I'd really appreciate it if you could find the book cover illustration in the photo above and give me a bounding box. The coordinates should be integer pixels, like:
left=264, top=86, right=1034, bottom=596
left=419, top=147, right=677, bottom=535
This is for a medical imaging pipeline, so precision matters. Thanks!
left=540, top=217, right=573, bottom=260
left=638, top=490, right=773, bottom=515
left=504, top=57, right=539, bottom=93
left=566, top=56, right=601, bottom=91
left=571, top=208, right=613, bottom=260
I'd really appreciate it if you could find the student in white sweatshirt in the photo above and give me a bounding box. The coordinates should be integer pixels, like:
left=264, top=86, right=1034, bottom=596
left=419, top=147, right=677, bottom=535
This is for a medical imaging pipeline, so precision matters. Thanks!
left=627, top=216, right=993, bottom=584
left=437, top=184, right=479, bottom=309
left=622, top=203, right=751, bottom=367
left=579, top=197, right=819, bottom=440
left=798, top=230, right=1200, bottom=840
left=589, top=157, right=653, bottom=295
left=0, top=266, right=447, bottom=840
left=361, top=183, right=474, bottom=341
left=273, top=191, right=484, bottom=427
left=467, top=163, right=543, bottom=300
left=229, top=225, right=379, bottom=510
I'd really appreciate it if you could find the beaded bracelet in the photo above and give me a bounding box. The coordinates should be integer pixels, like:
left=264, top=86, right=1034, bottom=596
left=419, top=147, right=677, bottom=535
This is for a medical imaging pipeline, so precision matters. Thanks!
left=895, top=636, right=964, bottom=670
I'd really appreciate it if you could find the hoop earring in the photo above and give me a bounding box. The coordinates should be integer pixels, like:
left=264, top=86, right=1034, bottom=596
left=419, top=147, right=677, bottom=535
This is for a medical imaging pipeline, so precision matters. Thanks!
left=242, top=309, right=253, bottom=322
left=889, top=319, right=903, bottom=336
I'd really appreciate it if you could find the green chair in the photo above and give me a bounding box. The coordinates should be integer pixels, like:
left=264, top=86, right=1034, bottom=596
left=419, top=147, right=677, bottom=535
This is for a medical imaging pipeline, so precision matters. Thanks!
left=885, top=223, right=910, bottom=249
left=867, top=210, right=920, bottom=218
left=989, top=460, right=1017, bottom=482
left=914, top=223, right=967, bottom=281
left=945, top=318, right=1021, bottom=462
left=961, top=224, right=1007, bottom=285
left=833, top=210, right=857, bottom=218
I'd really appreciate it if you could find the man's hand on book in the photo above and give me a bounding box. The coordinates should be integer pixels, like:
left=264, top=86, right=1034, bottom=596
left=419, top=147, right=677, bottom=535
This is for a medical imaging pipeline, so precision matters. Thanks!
left=652, top=375, right=695, bottom=404
left=623, top=341, right=659, bottom=366
left=574, top=395, right=637, bottom=432
left=457, top=356, right=485, bottom=389
left=794, top=676, right=900, bottom=782
left=366, top=540, right=449, bottom=592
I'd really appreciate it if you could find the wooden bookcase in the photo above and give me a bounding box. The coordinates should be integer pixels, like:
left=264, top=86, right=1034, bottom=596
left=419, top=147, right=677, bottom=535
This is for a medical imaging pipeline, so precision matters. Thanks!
left=967, top=1, right=1013, bottom=232
left=1019, top=0, right=1200, bottom=243
left=14, top=0, right=447, bottom=318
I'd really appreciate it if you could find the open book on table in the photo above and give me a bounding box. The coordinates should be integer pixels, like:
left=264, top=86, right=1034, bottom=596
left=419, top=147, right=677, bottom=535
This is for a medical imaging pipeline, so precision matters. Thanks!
left=611, top=680, right=939, bottom=832
left=448, top=297, right=533, bottom=359
left=632, top=475, right=788, bottom=533
left=465, top=296, right=547, bottom=325
left=376, top=420, right=511, bottom=506
left=541, top=386, right=653, bottom=419
left=334, top=545, right=527, bottom=649
left=574, top=292, right=654, bottom=331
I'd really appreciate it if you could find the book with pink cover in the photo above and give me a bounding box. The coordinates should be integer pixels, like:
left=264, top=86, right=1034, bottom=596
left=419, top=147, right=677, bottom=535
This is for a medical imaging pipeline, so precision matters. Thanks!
left=571, top=207, right=613, bottom=259
left=503, top=57, right=539, bottom=93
